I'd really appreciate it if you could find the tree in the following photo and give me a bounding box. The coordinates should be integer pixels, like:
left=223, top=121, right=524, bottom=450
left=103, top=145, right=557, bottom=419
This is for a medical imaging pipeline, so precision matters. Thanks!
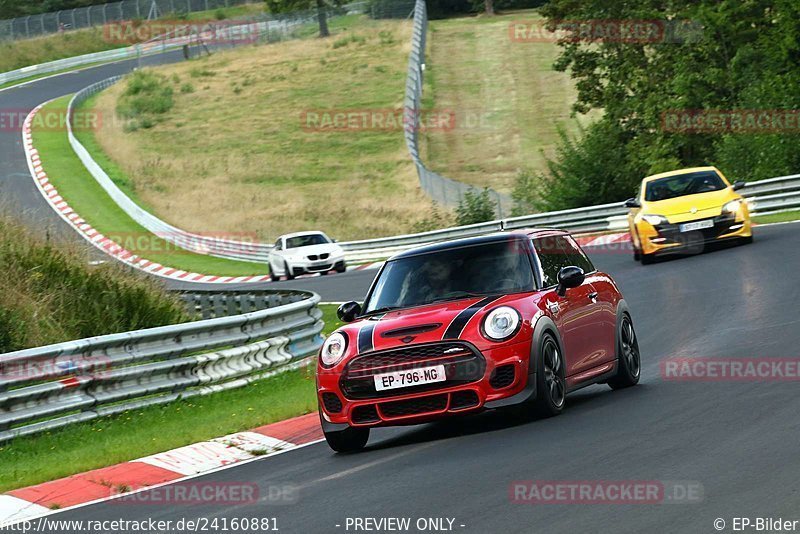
left=484, top=0, right=494, bottom=16
left=264, top=0, right=342, bottom=38
left=528, top=0, right=800, bottom=210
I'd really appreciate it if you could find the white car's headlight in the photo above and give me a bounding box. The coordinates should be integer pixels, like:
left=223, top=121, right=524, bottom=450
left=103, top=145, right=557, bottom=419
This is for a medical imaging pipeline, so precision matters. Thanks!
left=642, top=214, right=667, bottom=226
left=320, top=332, right=348, bottom=367
left=723, top=200, right=742, bottom=213
left=482, top=307, right=521, bottom=342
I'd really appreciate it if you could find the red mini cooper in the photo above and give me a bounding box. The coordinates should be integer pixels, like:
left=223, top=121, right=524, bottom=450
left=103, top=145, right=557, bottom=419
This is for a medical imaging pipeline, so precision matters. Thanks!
left=317, top=230, right=640, bottom=452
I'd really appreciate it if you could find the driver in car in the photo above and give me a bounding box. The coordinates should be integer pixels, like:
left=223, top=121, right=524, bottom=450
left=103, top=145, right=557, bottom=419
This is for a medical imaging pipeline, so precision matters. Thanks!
left=398, top=257, right=455, bottom=306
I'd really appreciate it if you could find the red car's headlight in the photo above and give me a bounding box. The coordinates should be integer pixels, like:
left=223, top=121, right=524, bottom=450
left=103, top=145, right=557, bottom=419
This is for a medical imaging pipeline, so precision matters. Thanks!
left=320, top=332, right=348, bottom=367
left=482, top=306, right=521, bottom=342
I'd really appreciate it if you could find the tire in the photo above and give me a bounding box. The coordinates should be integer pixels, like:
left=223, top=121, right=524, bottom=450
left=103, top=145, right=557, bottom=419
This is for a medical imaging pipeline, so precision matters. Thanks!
left=532, top=333, right=566, bottom=418
left=640, top=253, right=656, bottom=265
left=284, top=262, right=295, bottom=280
left=323, top=425, right=369, bottom=453
left=269, top=271, right=279, bottom=282
left=633, top=248, right=641, bottom=261
left=320, top=270, right=329, bottom=276
left=608, top=313, right=641, bottom=390
left=336, top=263, right=347, bottom=274
left=741, top=235, right=753, bottom=245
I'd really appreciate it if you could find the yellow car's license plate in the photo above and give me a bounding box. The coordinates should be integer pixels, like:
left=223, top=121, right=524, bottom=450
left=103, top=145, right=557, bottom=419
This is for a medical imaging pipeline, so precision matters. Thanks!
left=680, top=219, right=714, bottom=232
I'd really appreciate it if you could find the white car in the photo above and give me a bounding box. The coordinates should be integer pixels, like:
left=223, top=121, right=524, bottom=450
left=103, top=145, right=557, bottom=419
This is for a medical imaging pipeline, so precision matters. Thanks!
left=269, top=231, right=347, bottom=281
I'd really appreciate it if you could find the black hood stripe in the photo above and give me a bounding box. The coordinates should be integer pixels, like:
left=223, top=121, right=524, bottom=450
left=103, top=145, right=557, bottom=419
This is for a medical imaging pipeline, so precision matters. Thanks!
left=357, top=322, right=377, bottom=353
left=443, top=296, right=501, bottom=339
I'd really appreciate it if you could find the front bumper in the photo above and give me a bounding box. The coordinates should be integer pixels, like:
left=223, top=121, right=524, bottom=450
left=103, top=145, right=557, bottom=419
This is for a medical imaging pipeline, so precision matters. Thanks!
left=639, top=212, right=752, bottom=256
left=318, top=339, right=535, bottom=428
left=289, top=258, right=346, bottom=276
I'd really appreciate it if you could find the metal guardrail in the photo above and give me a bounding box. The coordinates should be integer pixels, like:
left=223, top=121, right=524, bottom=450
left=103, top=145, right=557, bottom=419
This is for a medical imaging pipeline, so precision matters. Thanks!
left=179, top=288, right=311, bottom=319
left=65, top=76, right=800, bottom=265
left=0, top=290, right=323, bottom=443
left=0, top=3, right=369, bottom=87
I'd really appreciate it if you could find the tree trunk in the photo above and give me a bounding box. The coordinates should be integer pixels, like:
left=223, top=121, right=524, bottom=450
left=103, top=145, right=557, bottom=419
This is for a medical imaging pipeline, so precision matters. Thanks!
left=485, top=0, right=494, bottom=16
left=316, top=0, right=330, bottom=38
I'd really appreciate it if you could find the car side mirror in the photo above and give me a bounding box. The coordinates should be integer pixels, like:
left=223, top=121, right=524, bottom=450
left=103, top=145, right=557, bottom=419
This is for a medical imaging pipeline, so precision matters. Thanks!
left=337, top=301, right=361, bottom=322
left=732, top=181, right=745, bottom=191
left=624, top=198, right=641, bottom=208
left=556, top=266, right=585, bottom=297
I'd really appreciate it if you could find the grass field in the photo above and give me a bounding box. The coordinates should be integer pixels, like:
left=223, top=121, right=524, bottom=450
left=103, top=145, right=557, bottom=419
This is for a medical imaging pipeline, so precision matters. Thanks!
left=0, top=303, right=339, bottom=494
left=423, top=10, right=598, bottom=194
left=33, top=96, right=268, bottom=276
left=87, top=16, right=436, bottom=241
left=753, top=210, right=800, bottom=224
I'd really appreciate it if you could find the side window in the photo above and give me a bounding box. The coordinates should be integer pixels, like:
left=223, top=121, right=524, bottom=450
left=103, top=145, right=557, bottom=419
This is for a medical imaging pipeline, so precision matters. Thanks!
left=532, top=236, right=564, bottom=288
left=562, top=236, right=595, bottom=274
left=533, top=235, right=595, bottom=288
left=274, top=239, right=282, bottom=251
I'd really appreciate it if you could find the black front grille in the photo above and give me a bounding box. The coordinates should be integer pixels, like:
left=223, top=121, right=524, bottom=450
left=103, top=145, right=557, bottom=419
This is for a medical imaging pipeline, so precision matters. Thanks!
left=341, top=342, right=485, bottom=399
left=654, top=213, right=740, bottom=244
left=490, top=364, right=516, bottom=389
left=321, top=392, right=342, bottom=413
left=320, top=253, right=329, bottom=260
left=379, top=394, right=448, bottom=418
left=307, top=254, right=318, bottom=261
left=352, top=404, right=380, bottom=424
left=450, top=390, right=480, bottom=410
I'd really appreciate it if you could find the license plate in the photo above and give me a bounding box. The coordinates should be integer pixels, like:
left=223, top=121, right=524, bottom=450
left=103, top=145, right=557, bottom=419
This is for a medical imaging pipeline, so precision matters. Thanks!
left=679, top=219, right=714, bottom=232
left=374, top=365, right=446, bottom=391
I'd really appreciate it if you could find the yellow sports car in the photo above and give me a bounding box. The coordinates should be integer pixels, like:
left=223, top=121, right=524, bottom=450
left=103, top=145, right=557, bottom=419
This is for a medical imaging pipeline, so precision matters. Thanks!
left=625, top=166, right=752, bottom=263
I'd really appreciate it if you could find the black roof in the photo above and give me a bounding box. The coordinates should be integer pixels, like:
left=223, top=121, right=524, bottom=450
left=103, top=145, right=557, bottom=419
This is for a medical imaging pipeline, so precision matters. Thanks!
left=389, top=231, right=546, bottom=261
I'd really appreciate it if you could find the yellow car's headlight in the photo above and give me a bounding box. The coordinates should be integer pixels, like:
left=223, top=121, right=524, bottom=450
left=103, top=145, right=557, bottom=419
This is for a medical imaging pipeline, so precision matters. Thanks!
left=642, top=214, right=667, bottom=226
left=723, top=200, right=742, bottom=214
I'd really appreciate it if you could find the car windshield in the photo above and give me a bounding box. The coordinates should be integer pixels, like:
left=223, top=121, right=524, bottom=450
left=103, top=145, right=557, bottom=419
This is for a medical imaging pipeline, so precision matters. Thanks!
left=285, top=233, right=329, bottom=248
left=363, top=239, right=534, bottom=314
left=644, top=170, right=726, bottom=201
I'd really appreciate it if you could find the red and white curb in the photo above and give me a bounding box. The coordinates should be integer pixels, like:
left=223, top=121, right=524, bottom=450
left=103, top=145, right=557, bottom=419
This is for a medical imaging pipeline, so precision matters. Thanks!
left=574, top=232, right=631, bottom=248
left=21, top=102, right=278, bottom=284
left=0, top=413, right=324, bottom=525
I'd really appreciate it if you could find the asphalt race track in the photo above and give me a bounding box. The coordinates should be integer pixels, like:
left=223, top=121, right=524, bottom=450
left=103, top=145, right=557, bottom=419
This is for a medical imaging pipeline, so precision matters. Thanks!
left=32, top=222, right=800, bottom=534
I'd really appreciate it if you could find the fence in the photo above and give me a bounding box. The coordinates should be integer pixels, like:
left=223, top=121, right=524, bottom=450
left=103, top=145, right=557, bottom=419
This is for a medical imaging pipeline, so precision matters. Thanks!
left=0, top=289, right=323, bottom=443
left=403, top=0, right=512, bottom=215
left=1, top=0, right=251, bottom=41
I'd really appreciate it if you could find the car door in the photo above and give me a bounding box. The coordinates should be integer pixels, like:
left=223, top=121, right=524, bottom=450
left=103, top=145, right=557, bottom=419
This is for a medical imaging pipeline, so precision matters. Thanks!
left=270, top=238, right=284, bottom=274
left=532, top=235, right=603, bottom=379
left=564, top=235, right=617, bottom=366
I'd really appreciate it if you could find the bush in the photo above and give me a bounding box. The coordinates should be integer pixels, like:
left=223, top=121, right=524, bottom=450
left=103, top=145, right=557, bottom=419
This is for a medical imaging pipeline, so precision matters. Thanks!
left=455, top=188, right=497, bottom=226
left=0, top=215, right=187, bottom=353
left=116, top=70, right=174, bottom=123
